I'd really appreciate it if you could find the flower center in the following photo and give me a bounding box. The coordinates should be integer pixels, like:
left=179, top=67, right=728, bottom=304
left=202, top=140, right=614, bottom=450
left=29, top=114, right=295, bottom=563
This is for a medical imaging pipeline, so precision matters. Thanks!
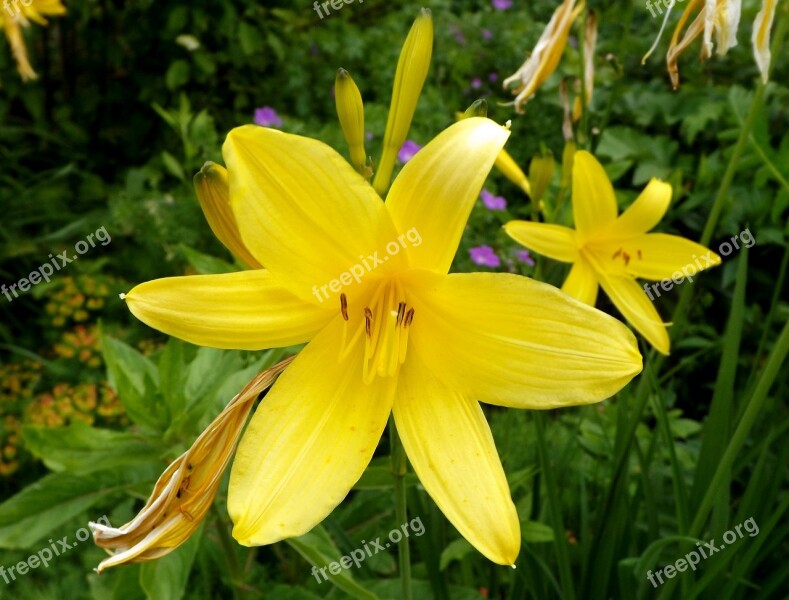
left=339, top=278, right=414, bottom=384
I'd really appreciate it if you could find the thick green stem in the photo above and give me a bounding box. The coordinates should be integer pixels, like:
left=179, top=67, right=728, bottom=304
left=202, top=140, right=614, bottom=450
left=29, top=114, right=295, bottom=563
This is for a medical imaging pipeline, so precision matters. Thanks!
left=390, top=418, right=412, bottom=600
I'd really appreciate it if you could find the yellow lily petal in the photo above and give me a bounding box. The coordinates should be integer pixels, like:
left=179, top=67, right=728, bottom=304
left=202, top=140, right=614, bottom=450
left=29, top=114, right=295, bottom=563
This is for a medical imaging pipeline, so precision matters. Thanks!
left=608, top=178, right=673, bottom=237
left=385, top=118, right=510, bottom=274
left=572, top=151, right=618, bottom=240
left=194, top=162, right=263, bottom=269
left=752, top=0, right=777, bottom=83
left=404, top=271, right=642, bottom=409
left=124, top=270, right=334, bottom=350
left=562, top=258, right=599, bottom=305
left=394, top=356, right=520, bottom=565
left=228, top=319, right=395, bottom=545
left=223, top=125, right=403, bottom=304
left=596, top=272, right=671, bottom=354
left=589, top=233, right=721, bottom=281
left=504, top=221, right=579, bottom=263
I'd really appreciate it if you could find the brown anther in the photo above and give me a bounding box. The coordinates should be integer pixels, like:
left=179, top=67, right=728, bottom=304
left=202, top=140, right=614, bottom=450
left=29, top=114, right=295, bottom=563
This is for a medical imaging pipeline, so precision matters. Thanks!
left=364, top=307, right=373, bottom=337
left=612, top=248, right=622, bottom=259
left=404, top=308, right=415, bottom=328
left=180, top=508, right=194, bottom=522
left=340, top=293, right=349, bottom=321
left=396, top=302, right=406, bottom=326
left=637, top=250, right=642, bottom=260
left=623, top=252, right=631, bottom=266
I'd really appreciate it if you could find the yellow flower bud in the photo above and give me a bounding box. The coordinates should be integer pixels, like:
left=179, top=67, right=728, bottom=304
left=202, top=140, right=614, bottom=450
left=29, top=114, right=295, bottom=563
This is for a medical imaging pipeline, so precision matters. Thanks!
left=334, top=68, right=370, bottom=178
left=373, top=8, right=433, bottom=196
left=194, top=162, right=262, bottom=269
left=528, top=153, right=555, bottom=204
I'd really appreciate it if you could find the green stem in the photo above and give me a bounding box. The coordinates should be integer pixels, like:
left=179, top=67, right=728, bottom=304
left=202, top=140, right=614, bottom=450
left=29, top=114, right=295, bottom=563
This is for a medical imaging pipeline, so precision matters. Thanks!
left=534, top=413, right=576, bottom=600
left=658, top=319, right=789, bottom=600
left=213, top=505, right=245, bottom=600
left=390, top=418, right=412, bottom=600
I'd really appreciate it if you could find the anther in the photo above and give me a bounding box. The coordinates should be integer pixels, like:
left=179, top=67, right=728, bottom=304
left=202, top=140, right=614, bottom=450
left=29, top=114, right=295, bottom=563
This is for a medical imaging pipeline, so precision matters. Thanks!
left=396, top=302, right=406, bottom=326
left=612, top=248, right=622, bottom=259
left=404, top=308, right=415, bottom=328
left=364, top=307, right=373, bottom=337
left=340, top=293, right=349, bottom=321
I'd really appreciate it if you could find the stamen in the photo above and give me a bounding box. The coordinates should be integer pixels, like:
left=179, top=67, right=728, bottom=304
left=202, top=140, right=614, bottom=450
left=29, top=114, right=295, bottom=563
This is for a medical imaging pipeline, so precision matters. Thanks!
left=396, top=302, right=406, bottom=326
left=364, top=308, right=373, bottom=337
left=340, top=293, right=349, bottom=321
left=612, top=248, right=622, bottom=259
left=404, top=308, right=415, bottom=328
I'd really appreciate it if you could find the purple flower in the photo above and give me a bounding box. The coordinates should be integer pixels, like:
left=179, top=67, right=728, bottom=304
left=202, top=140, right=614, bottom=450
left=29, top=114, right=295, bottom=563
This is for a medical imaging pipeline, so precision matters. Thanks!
left=469, top=245, right=501, bottom=267
left=480, top=189, right=507, bottom=211
left=516, top=249, right=535, bottom=266
left=398, top=140, right=422, bottom=163
left=488, top=72, right=499, bottom=82
left=254, top=106, right=283, bottom=128
left=471, top=77, right=483, bottom=90
left=482, top=28, right=493, bottom=40
left=365, top=131, right=374, bottom=141
left=492, top=0, right=512, bottom=10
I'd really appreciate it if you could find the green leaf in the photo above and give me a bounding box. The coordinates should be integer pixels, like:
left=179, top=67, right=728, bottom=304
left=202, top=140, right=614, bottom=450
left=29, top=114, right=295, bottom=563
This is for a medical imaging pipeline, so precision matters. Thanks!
left=0, top=466, right=158, bottom=549
left=439, top=538, right=474, bottom=570
left=161, top=150, right=186, bottom=182
left=102, top=332, right=165, bottom=432
left=139, top=524, right=203, bottom=600
left=522, top=520, right=556, bottom=543
left=165, top=60, right=191, bottom=91
left=287, top=525, right=379, bottom=600
left=179, top=244, right=238, bottom=275
left=22, top=422, right=161, bottom=474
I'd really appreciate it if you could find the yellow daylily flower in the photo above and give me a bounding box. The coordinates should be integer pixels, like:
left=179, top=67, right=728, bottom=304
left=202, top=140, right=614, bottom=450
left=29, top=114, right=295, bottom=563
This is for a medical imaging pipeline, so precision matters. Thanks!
left=123, top=118, right=643, bottom=565
left=1, top=0, right=65, bottom=81
left=194, top=162, right=263, bottom=269
left=502, top=0, right=585, bottom=113
left=505, top=150, right=721, bottom=355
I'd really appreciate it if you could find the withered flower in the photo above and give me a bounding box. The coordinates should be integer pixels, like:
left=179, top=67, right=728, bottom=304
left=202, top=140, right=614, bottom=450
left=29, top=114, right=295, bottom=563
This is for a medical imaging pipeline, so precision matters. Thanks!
left=90, top=357, right=293, bottom=573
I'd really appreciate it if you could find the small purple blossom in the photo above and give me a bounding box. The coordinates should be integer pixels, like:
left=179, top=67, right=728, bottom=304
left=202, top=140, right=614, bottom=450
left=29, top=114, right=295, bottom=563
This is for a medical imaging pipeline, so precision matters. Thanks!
left=482, top=28, right=493, bottom=40
left=480, top=189, right=507, bottom=211
left=365, top=131, right=374, bottom=141
left=398, top=140, right=422, bottom=163
left=470, top=245, right=501, bottom=267
left=488, top=72, right=499, bottom=82
left=492, top=0, right=512, bottom=10
left=471, top=77, right=483, bottom=90
left=253, top=106, right=283, bottom=128
left=516, top=249, right=535, bottom=266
